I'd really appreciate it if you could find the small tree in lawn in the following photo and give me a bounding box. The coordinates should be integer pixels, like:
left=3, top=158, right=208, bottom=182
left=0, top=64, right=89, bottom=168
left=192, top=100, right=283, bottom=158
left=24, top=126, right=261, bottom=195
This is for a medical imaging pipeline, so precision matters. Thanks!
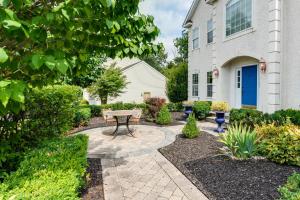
left=183, top=114, right=200, bottom=139
left=156, top=105, right=172, bottom=125
left=88, top=66, right=128, bottom=104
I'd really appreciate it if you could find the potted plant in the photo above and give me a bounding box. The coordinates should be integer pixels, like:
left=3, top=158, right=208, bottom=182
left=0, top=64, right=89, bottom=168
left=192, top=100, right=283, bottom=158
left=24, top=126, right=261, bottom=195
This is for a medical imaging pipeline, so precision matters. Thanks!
left=211, top=101, right=229, bottom=133
left=182, top=101, right=194, bottom=118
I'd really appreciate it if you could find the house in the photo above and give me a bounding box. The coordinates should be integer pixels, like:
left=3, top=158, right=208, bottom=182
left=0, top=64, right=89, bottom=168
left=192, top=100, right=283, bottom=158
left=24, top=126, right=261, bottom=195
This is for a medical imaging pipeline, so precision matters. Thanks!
left=83, top=58, right=168, bottom=104
left=183, top=0, right=300, bottom=113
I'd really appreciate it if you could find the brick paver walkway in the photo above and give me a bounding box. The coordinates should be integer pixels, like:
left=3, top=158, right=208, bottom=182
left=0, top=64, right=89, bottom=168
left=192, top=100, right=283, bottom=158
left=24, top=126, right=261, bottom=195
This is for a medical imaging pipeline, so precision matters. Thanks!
left=80, top=125, right=208, bottom=200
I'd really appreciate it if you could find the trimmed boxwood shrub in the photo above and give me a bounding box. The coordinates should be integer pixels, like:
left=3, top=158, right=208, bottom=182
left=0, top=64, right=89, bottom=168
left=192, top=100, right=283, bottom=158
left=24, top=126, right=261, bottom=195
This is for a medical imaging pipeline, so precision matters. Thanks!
left=89, top=105, right=102, bottom=117
left=279, top=173, right=300, bottom=200
left=167, top=102, right=183, bottom=112
left=156, top=105, right=172, bottom=125
left=229, top=109, right=264, bottom=129
left=182, top=114, right=200, bottom=139
left=193, top=101, right=211, bottom=120
left=74, top=107, right=91, bottom=127
left=0, top=135, right=88, bottom=200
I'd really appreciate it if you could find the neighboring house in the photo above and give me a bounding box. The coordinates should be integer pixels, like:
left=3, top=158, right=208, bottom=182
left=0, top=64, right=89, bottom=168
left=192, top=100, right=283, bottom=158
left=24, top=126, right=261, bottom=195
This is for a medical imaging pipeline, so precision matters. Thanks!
left=183, top=0, right=300, bottom=113
left=83, top=58, right=168, bottom=104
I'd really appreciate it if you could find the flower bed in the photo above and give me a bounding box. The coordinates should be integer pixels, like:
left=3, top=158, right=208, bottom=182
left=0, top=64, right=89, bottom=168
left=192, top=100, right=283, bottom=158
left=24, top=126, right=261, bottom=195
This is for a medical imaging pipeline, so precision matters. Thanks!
left=0, top=135, right=88, bottom=200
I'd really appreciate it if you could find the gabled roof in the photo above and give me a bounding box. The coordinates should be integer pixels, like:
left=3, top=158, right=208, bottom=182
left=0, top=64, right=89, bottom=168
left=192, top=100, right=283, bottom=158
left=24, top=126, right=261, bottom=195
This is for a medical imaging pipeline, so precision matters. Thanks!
left=183, top=0, right=200, bottom=28
left=104, top=58, right=166, bottom=78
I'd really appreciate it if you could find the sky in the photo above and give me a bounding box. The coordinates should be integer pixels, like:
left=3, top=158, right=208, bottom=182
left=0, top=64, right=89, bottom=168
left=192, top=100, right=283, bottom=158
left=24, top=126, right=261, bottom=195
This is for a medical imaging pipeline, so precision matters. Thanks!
left=139, top=0, right=193, bottom=60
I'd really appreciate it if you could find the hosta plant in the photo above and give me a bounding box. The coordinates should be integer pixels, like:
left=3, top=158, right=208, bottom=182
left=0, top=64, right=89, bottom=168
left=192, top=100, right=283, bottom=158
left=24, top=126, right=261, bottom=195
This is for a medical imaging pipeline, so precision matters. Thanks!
left=219, top=123, right=258, bottom=159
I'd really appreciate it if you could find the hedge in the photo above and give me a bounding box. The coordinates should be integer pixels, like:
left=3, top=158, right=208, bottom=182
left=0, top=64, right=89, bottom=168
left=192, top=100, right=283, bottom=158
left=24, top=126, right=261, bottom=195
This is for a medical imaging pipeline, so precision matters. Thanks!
left=193, top=101, right=211, bottom=120
left=167, top=102, right=183, bottom=112
left=74, top=107, right=92, bottom=127
left=0, top=135, right=88, bottom=200
left=0, top=85, right=82, bottom=179
left=230, top=108, right=300, bottom=129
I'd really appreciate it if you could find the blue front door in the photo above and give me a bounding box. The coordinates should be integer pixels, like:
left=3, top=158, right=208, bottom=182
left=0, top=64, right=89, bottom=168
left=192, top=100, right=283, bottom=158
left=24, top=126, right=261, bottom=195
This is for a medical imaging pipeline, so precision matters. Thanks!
left=242, top=65, right=257, bottom=107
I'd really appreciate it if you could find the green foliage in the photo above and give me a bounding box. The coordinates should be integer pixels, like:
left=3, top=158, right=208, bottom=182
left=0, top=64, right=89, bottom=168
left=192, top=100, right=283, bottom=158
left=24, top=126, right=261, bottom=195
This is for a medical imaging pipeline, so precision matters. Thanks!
left=101, top=102, right=146, bottom=112
left=230, top=109, right=264, bottom=129
left=64, top=54, right=105, bottom=88
left=219, top=123, right=258, bottom=159
left=0, top=0, right=161, bottom=114
left=88, top=66, right=128, bottom=104
left=230, top=108, right=300, bottom=129
left=90, top=105, right=102, bottom=117
left=182, top=114, right=200, bottom=139
left=165, top=62, right=188, bottom=103
left=173, top=31, right=188, bottom=63
left=141, top=45, right=167, bottom=72
left=80, top=99, right=89, bottom=105
left=255, top=124, right=300, bottom=166
left=279, top=173, right=300, bottom=200
left=193, top=101, right=211, bottom=120
left=0, top=85, right=82, bottom=178
left=167, top=102, right=183, bottom=112
left=74, top=107, right=91, bottom=127
left=156, top=105, right=172, bottom=125
left=0, top=135, right=88, bottom=200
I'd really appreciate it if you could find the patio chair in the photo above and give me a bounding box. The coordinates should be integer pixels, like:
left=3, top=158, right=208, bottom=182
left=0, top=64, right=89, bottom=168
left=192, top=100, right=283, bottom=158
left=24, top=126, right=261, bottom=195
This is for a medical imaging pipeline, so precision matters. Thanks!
left=130, top=109, right=142, bottom=125
left=102, top=109, right=116, bottom=126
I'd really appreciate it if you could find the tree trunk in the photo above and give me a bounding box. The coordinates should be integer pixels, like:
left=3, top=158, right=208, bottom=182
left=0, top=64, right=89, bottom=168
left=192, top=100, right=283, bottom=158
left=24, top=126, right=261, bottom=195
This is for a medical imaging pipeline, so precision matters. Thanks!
left=100, top=96, right=108, bottom=104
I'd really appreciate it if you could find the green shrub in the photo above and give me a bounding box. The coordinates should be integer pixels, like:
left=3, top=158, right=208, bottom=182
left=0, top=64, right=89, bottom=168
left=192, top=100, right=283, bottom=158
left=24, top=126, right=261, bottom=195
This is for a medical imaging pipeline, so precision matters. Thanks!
left=156, top=106, right=172, bottom=125
left=74, top=107, right=91, bottom=127
left=219, top=123, right=258, bottom=159
left=80, top=99, right=89, bottom=105
left=90, top=105, right=102, bottom=117
left=278, top=173, right=300, bottom=200
left=182, top=114, right=200, bottom=139
left=167, top=102, right=183, bottom=112
left=230, top=109, right=264, bottom=129
left=255, top=124, right=300, bottom=166
left=0, top=135, right=88, bottom=200
left=193, top=101, right=211, bottom=120
left=101, top=102, right=146, bottom=113
left=0, top=85, right=82, bottom=178
left=145, top=98, right=166, bottom=119
left=273, top=109, right=300, bottom=126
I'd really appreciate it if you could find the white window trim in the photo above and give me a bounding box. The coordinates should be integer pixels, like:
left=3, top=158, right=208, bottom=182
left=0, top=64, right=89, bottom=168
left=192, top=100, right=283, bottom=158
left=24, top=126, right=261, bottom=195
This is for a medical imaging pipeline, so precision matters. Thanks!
left=207, top=19, right=213, bottom=44
left=207, top=71, right=213, bottom=98
left=223, top=0, right=256, bottom=42
left=192, top=73, right=199, bottom=97
left=192, top=27, right=200, bottom=50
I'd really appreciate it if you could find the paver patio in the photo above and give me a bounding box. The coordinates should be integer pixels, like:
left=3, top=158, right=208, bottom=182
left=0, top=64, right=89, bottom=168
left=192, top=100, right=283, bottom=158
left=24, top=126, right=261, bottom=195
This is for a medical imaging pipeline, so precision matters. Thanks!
left=80, top=125, right=208, bottom=200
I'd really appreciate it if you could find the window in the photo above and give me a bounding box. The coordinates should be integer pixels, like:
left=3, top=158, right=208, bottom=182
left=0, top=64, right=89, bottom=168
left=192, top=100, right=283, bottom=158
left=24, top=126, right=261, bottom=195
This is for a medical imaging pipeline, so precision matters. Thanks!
left=207, top=19, right=213, bottom=44
left=192, top=74, right=199, bottom=96
left=226, top=0, right=252, bottom=37
left=207, top=71, right=213, bottom=97
left=192, top=27, right=199, bottom=49
left=236, top=70, right=241, bottom=88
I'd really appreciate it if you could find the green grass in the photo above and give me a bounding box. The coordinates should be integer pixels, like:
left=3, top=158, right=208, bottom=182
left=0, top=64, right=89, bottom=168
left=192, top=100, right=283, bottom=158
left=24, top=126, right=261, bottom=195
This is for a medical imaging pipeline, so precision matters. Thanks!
left=0, top=135, right=88, bottom=200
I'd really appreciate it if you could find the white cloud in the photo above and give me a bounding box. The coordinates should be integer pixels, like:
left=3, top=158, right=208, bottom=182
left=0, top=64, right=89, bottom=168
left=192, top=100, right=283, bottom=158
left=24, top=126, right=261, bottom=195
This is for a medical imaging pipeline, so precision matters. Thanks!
left=139, top=0, right=193, bottom=60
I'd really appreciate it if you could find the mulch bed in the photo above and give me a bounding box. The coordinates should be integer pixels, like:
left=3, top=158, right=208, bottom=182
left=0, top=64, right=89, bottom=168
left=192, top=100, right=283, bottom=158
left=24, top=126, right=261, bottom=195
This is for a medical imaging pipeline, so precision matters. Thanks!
left=159, top=133, right=300, bottom=200
left=81, top=158, right=104, bottom=200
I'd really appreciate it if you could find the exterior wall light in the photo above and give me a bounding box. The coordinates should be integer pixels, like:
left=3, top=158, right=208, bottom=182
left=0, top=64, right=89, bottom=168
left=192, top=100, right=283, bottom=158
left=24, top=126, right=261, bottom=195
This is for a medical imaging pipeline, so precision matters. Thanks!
left=213, top=67, right=219, bottom=77
left=259, top=58, right=267, bottom=73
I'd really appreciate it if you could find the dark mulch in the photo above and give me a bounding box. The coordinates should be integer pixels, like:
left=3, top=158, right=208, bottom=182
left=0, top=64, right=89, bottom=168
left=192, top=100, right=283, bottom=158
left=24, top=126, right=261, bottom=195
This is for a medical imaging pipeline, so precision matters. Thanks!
left=159, top=133, right=300, bottom=200
left=81, top=158, right=104, bottom=200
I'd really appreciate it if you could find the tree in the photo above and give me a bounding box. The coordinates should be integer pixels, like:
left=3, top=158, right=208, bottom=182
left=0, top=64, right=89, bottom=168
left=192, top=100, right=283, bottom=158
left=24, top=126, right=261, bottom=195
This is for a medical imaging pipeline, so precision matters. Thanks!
left=64, top=54, right=105, bottom=88
left=165, top=62, right=188, bottom=103
left=0, top=0, right=161, bottom=114
left=174, top=31, right=188, bottom=63
left=87, top=66, right=128, bottom=104
left=140, top=45, right=167, bottom=72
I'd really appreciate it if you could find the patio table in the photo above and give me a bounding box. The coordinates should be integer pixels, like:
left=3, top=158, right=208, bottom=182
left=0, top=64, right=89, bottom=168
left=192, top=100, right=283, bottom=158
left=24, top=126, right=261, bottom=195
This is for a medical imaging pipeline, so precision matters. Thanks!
left=106, top=110, right=136, bottom=137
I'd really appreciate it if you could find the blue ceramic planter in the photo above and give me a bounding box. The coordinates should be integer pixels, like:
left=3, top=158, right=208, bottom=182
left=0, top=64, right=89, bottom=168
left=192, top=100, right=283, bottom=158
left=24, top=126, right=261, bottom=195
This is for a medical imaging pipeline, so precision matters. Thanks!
left=215, top=112, right=225, bottom=133
left=184, top=106, right=193, bottom=118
